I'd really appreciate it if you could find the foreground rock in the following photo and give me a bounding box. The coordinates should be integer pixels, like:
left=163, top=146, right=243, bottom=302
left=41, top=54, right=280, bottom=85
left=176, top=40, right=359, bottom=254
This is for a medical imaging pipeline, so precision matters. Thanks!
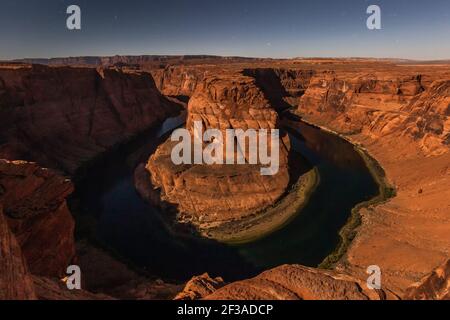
left=0, top=206, right=37, bottom=300
left=203, top=265, right=398, bottom=300
left=174, top=273, right=225, bottom=300
left=403, top=259, right=450, bottom=300
left=1, top=203, right=110, bottom=300
left=0, top=160, right=75, bottom=277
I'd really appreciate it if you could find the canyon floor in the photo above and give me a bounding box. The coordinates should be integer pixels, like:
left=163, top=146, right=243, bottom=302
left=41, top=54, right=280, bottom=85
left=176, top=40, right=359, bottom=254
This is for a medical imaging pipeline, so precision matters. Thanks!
left=0, top=56, right=449, bottom=300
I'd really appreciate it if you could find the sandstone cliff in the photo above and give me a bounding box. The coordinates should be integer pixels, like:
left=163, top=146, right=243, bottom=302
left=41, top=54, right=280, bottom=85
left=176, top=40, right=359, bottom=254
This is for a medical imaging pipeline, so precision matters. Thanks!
left=0, top=63, right=180, bottom=174
left=293, top=67, right=450, bottom=292
left=140, top=73, right=291, bottom=233
left=297, top=70, right=449, bottom=155
left=243, top=68, right=315, bottom=110
left=0, top=160, right=75, bottom=277
left=1, top=197, right=110, bottom=300
left=151, top=66, right=206, bottom=97
left=0, top=205, right=37, bottom=300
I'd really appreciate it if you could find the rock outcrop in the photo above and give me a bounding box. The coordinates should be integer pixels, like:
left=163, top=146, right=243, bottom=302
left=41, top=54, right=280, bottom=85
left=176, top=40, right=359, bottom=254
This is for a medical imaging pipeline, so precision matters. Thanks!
left=174, top=273, right=225, bottom=300
left=0, top=160, right=75, bottom=277
left=1, top=201, right=109, bottom=300
left=139, top=73, right=291, bottom=232
left=151, top=66, right=206, bottom=97
left=243, top=68, right=315, bottom=110
left=297, top=71, right=449, bottom=156
left=0, top=63, right=180, bottom=174
left=0, top=206, right=37, bottom=300
left=203, top=264, right=398, bottom=300
left=403, top=259, right=450, bottom=300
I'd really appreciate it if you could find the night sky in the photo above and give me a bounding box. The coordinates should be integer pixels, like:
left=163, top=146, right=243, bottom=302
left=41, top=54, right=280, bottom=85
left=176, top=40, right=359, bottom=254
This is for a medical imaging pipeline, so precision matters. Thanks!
left=1, top=0, right=450, bottom=60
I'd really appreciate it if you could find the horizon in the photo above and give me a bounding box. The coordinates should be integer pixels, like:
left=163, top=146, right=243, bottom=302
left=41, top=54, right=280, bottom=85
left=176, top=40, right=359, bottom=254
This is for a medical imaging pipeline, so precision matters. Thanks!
left=1, top=0, right=450, bottom=60
left=4, top=54, right=450, bottom=63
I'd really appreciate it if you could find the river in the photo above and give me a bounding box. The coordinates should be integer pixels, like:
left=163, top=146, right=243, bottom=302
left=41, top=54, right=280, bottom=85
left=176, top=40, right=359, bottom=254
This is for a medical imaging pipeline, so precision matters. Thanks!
left=70, top=112, right=379, bottom=282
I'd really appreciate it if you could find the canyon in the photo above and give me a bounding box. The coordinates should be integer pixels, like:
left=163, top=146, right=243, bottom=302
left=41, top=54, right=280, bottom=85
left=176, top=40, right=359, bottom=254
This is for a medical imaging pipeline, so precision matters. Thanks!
left=0, top=57, right=449, bottom=300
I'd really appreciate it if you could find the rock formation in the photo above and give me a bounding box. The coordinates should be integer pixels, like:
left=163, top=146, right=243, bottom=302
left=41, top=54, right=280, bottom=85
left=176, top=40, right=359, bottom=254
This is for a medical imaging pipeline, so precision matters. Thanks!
left=0, top=206, right=37, bottom=300
left=1, top=57, right=450, bottom=300
left=0, top=63, right=189, bottom=300
left=174, top=273, right=225, bottom=300
left=150, top=66, right=206, bottom=97
left=0, top=63, right=181, bottom=174
left=0, top=160, right=75, bottom=277
left=138, top=73, right=291, bottom=233
left=403, top=259, right=450, bottom=300
left=293, top=66, right=450, bottom=293
left=202, top=264, right=398, bottom=300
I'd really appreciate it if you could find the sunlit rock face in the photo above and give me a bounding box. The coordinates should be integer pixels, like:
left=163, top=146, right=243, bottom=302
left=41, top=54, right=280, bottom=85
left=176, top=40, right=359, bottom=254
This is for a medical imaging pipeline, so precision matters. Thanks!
left=294, top=67, right=450, bottom=292
left=297, top=71, right=450, bottom=156
left=403, top=259, right=450, bottom=300
left=140, top=73, right=290, bottom=230
left=202, top=264, right=399, bottom=300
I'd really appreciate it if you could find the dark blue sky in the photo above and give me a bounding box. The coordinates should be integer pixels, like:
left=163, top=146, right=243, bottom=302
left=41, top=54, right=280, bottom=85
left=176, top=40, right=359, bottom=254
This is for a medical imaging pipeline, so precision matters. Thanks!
left=1, top=0, right=450, bottom=60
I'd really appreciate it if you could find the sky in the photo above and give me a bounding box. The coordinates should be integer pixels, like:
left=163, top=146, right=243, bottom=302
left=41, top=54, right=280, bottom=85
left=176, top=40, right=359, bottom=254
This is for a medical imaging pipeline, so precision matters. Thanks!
left=1, top=0, right=450, bottom=60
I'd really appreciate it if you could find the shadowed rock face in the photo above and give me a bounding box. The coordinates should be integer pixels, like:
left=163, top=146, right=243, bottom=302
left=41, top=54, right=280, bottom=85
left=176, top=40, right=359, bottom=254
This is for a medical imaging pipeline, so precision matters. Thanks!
left=1, top=200, right=109, bottom=300
left=243, top=68, right=315, bottom=111
left=141, top=73, right=290, bottom=230
left=0, top=160, right=75, bottom=277
left=203, top=264, right=399, bottom=300
left=0, top=64, right=180, bottom=174
left=0, top=205, right=37, bottom=300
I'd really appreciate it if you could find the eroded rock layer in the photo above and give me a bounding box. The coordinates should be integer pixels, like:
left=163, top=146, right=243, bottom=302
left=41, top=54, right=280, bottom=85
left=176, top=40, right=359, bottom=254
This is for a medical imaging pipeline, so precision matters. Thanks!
left=203, top=264, right=398, bottom=300
left=0, top=64, right=180, bottom=174
left=294, top=68, right=450, bottom=292
left=403, top=259, right=450, bottom=300
left=141, top=73, right=290, bottom=230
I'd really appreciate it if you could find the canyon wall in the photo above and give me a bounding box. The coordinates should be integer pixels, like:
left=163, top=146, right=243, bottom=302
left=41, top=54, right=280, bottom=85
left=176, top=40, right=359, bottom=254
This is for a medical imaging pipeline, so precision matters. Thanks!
left=297, top=70, right=449, bottom=155
left=243, top=68, right=315, bottom=110
left=150, top=66, right=207, bottom=97
left=169, top=64, right=450, bottom=299
left=0, top=63, right=184, bottom=299
left=294, top=68, right=450, bottom=292
left=0, top=63, right=180, bottom=174
left=0, top=205, right=37, bottom=300
left=0, top=160, right=75, bottom=277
